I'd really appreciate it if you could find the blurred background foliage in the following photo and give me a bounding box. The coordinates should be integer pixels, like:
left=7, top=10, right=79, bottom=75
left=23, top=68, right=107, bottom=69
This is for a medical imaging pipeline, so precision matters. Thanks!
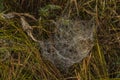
left=0, top=0, right=4, bottom=12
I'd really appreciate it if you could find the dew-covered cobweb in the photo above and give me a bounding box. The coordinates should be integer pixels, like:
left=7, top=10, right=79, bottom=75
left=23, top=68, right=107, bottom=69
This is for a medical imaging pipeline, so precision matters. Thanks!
left=39, top=17, right=95, bottom=71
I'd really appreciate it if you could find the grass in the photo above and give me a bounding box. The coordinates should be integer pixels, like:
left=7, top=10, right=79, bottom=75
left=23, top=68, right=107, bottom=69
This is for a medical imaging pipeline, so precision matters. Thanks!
left=0, top=0, right=120, bottom=80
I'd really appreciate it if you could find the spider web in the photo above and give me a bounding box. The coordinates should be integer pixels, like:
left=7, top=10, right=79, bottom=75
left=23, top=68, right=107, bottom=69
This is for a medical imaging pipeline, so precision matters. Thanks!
left=40, top=17, right=95, bottom=71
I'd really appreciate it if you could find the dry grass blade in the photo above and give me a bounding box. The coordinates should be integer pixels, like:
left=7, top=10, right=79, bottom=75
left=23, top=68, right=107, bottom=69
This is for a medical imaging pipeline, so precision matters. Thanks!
left=20, top=16, right=40, bottom=43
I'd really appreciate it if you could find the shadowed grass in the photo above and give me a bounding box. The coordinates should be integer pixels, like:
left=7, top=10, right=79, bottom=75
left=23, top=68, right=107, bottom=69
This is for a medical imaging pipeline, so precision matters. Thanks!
left=0, top=17, right=63, bottom=80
